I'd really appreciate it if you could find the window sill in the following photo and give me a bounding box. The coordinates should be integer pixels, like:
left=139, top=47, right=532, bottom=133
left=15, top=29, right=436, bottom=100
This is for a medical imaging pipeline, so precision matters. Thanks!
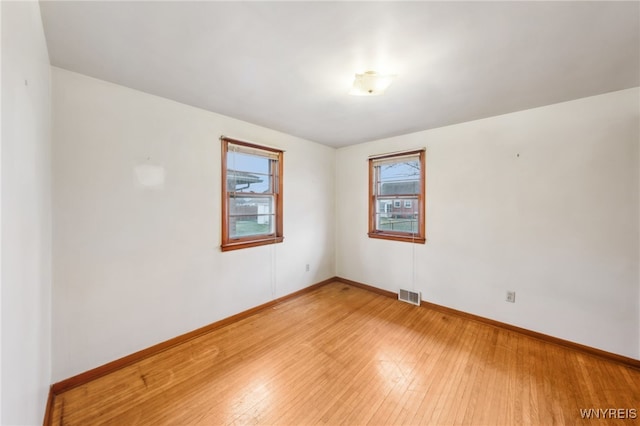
left=221, top=236, right=284, bottom=252
left=367, top=232, right=426, bottom=244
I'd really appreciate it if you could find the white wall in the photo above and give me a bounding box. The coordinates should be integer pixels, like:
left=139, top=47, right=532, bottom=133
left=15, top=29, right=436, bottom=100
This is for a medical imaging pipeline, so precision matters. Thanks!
left=336, top=88, right=640, bottom=359
left=51, top=68, right=335, bottom=381
left=1, top=1, right=52, bottom=424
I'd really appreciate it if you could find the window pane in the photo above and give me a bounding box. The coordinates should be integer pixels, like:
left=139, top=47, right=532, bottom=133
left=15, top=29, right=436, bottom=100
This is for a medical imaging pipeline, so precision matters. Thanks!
left=376, top=197, right=418, bottom=216
left=227, top=151, right=273, bottom=193
left=377, top=160, right=420, bottom=195
left=229, top=196, right=275, bottom=238
left=227, top=151, right=271, bottom=174
left=227, top=170, right=272, bottom=193
left=376, top=197, right=418, bottom=233
left=230, top=215, right=275, bottom=238
left=229, top=196, right=273, bottom=216
left=375, top=214, right=419, bottom=233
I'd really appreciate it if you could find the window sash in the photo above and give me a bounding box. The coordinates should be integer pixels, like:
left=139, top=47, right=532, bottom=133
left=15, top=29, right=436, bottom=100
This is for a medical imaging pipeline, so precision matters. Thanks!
left=229, top=214, right=276, bottom=238
left=373, top=155, right=421, bottom=199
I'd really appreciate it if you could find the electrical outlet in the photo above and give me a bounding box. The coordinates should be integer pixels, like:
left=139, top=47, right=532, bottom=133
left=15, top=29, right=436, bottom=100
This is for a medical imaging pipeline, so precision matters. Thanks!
left=506, top=291, right=516, bottom=303
left=305, top=264, right=310, bottom=272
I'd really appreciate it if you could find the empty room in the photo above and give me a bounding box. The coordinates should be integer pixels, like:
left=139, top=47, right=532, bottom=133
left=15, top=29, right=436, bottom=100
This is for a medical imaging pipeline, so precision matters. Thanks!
left=2, top=1, right=639, bottom=425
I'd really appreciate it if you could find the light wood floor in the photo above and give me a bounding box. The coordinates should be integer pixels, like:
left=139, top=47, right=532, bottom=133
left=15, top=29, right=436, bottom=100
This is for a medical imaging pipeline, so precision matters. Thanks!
left=50, top=282, right=639, bottom=425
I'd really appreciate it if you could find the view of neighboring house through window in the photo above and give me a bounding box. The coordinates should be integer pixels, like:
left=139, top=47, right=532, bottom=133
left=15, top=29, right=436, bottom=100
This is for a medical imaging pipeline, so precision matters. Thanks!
left=221, top=137, right=283, bottom=251
left=368, top=149, right=425, bottom=243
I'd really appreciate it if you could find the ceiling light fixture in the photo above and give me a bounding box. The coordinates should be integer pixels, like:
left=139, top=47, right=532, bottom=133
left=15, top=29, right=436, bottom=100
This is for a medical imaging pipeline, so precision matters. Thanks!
left=349, top=70, right=396, bottom=96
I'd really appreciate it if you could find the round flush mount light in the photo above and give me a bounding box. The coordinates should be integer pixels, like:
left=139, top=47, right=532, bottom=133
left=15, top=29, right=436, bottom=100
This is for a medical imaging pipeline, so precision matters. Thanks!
left=349, top=70, right=396, bottom=96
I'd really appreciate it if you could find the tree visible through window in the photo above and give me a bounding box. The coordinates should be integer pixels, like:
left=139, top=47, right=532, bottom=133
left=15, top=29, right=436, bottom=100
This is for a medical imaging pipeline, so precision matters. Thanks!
left=221, top=138, right=283, bottom=251
left=368, top=149, right=425, bottom=243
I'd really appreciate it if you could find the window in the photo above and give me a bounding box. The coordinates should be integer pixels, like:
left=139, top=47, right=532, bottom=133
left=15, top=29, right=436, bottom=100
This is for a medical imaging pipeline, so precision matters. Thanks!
left=368, top=149, right=425, bottom=243
left=221, top=138, right=283, bottom=251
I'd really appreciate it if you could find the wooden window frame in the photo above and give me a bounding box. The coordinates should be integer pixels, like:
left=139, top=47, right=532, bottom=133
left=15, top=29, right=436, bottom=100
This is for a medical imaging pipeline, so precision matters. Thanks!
left=221, top=138, right=284, bottom=252
left=368, top=149, right=426, bottom=244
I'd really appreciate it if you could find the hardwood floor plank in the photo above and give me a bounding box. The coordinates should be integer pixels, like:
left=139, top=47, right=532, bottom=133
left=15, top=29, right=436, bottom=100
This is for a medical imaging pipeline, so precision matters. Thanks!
left=49, top=282, right=640, bottom=425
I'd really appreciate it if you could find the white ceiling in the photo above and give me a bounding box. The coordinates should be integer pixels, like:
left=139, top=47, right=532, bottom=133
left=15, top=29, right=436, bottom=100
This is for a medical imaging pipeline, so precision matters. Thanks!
left=39, top=1, right=640, bottom=148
